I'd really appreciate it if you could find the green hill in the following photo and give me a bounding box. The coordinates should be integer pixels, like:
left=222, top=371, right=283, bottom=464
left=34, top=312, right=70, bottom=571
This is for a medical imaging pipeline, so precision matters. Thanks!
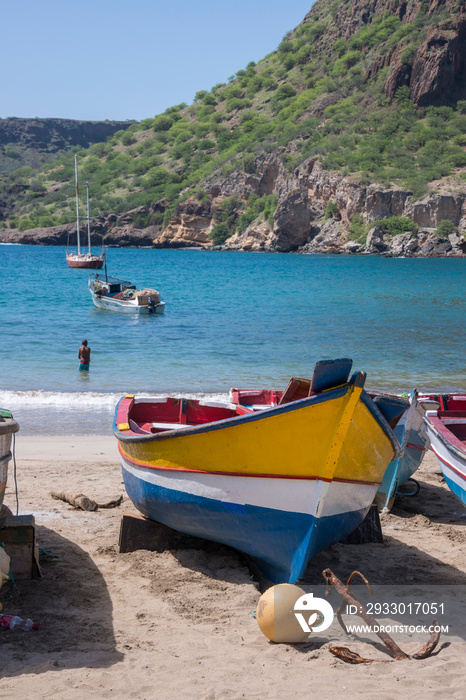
left=1, top=0, right=465, bottom=243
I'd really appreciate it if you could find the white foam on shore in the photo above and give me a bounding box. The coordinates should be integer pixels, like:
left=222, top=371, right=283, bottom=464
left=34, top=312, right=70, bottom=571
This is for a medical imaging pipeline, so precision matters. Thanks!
left=0, top=389, right=232, bottom=435
left=0, top=389, right=230, bottom=410
left=0, top=390, right=123, bottom=409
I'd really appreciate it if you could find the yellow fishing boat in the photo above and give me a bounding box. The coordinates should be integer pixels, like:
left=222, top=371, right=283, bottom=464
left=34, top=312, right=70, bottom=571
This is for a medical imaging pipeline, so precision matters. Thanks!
left=114, top=359, right=400, bottom=583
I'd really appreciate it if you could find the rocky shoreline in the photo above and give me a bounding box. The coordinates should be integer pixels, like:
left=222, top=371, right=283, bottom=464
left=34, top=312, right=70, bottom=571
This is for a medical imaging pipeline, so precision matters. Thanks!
left=1, top=156, right=465, bottom=257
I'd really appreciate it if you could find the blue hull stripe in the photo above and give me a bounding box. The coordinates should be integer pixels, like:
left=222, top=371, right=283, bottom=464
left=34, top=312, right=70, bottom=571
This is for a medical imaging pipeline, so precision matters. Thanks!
left=123, top=465, right=368, bottom=584
left=443, top=473, right=466, bottom=506
left=377, top=427, right=426, bottom=509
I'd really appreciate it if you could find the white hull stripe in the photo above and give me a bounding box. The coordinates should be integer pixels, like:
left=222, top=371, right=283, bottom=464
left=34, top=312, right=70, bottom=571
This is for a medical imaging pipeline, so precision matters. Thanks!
left=430, top=446, right=466, bottom=486
left=428, top=433, right=466, bottom=486
left=443, top=463, right=466, bottom=491
left=121, top=458, right=377, bottom=519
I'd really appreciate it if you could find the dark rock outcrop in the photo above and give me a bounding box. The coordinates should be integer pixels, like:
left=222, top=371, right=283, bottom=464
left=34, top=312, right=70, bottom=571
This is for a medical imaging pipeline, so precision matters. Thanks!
left=215, top=156, right=466, bottom=257
left=385, top=20, right=466, bottom=105
left=0, top=215, right=156, bottom=248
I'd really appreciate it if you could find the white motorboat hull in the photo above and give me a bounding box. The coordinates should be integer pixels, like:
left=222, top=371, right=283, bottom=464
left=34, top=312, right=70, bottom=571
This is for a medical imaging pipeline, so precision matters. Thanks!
left=90, top=291, right=165, bottom=314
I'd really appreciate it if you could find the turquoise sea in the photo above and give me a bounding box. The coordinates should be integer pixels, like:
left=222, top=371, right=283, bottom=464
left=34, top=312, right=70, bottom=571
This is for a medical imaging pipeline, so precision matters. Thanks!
left=1, top=244, right=465, bottom=435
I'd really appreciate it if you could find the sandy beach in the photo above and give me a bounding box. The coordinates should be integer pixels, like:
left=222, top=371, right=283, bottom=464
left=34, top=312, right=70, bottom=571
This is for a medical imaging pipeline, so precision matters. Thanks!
left=1, top=435, right=465, bottom=699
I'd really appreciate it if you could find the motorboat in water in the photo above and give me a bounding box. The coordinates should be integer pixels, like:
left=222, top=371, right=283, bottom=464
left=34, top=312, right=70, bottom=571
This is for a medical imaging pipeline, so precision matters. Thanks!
left=89, top=272, right=165, bottom=314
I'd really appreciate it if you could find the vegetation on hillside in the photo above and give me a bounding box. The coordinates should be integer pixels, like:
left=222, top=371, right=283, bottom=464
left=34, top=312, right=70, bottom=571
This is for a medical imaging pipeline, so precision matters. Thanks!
left=1, top=0, right=465, bottom=237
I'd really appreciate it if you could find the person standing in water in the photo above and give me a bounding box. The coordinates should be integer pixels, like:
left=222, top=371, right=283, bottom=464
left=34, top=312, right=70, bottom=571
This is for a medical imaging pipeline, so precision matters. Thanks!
left=78, top=339, right=91, bottom=371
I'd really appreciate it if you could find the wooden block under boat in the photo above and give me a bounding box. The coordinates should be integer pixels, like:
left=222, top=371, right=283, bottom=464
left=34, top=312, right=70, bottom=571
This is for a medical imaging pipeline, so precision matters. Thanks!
left=0, top=514, right=41, bottom=579
left=119, top=511, right=178, bottom=553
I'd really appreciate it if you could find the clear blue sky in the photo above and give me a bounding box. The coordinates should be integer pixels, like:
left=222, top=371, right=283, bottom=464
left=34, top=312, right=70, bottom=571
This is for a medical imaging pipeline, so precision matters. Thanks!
left=2, top=0, right=315, bottom=123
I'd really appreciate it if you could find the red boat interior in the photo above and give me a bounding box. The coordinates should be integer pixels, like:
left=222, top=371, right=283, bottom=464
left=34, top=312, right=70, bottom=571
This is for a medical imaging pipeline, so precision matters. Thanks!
left=231, top=384, right=407, bottom=428
left=230, top=360, right=355, bottom=409
left=439, top=396, right=466, bottom=412
left=437, top=411, right=466, bottom=443
left=423, top=395, right=466, bottom=444
left=230, top=388, right=283, bottom=406
left=127, top=397, right=252, bottom=434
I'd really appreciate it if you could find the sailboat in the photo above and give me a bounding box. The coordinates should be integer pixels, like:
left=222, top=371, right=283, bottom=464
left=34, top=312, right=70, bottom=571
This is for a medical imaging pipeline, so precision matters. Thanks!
left=66, top=155, right=105, bottom=269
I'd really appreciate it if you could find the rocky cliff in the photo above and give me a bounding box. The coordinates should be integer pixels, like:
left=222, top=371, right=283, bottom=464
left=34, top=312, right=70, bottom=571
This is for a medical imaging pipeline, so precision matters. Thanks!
left=148, top=154, right=466, bottom=256
left=2, top=153, right=464, bottom=256
left=324, top=0, right=466, bottom=106
left=1, top=0, right=466, bottom=257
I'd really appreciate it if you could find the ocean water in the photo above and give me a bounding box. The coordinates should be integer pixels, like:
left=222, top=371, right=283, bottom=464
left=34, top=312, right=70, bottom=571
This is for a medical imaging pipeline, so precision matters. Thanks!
left=0, top=244, right=465, bottom=435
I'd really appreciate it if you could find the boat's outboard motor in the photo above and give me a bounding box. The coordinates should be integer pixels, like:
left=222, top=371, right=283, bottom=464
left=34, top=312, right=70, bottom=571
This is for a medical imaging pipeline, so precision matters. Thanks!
left=148, top=297, right=157, bottom=314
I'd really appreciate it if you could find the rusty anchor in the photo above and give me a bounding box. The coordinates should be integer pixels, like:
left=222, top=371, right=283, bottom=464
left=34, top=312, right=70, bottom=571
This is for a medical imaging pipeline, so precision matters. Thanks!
left=322, top=568, right=441, bottom=664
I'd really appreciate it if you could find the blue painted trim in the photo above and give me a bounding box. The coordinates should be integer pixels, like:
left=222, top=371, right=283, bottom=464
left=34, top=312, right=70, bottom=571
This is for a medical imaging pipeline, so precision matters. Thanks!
left=113, top=395, right=126, bottom=433
left=377, top=424, right=427, bottom=510
left=122, top=465, right=369, bottom=583
left=443, top=473, right=466, bottom=508
left=311, top=358, right=353, bottom=394
left=373, top=395, right=408, bottom=425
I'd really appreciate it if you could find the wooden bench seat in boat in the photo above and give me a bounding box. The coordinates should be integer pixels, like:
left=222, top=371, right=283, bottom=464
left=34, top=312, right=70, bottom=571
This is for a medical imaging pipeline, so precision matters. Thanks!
left=278, top=358, right=354, bottom=406
left=129, top=419, right=194, bottom=434
left=151, top=422, right=194, bottom=431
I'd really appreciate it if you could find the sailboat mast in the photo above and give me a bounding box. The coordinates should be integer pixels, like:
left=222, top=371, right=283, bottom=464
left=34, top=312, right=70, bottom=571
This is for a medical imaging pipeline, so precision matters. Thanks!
left=86, top=181, right=92, bottom=255
left=74, top=154, right=81, bottom=255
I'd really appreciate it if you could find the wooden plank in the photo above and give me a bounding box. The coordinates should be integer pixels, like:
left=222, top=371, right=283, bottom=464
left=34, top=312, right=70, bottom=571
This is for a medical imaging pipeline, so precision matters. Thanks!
left=119, top=511, right=178, bottom=553
left=278, top=377, right=311, bottom=405
left=0, top=514, right=40, bottom=579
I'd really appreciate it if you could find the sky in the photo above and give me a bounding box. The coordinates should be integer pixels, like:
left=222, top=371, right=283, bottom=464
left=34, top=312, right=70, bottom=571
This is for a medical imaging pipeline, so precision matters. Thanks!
left=2, top=0, right=316, bottom=123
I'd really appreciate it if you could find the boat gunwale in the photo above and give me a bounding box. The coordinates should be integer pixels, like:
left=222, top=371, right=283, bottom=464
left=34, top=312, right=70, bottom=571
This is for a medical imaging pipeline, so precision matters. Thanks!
left=114, top=382, right=400, bottom=458
left=0, top=420, right=19, bottom=436
left=68, top=253, right=104, bottom=260
left=425, top=414, right=466, bottom=458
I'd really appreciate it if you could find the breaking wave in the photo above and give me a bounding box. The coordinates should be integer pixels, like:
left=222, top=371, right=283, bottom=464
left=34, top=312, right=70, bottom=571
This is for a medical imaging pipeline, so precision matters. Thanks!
left=0, top=389, right=231, bottom=409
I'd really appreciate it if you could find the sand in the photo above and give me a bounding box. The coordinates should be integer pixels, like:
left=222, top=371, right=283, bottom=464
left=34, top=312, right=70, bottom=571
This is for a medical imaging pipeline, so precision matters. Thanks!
left=0, top=436, right=465, bottom=699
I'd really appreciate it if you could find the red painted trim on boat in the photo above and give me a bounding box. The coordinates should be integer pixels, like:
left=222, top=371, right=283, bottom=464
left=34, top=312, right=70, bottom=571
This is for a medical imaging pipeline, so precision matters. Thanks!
left=430, top=445, right=466, bottom=482
left=406, top=443, right=425, bottom=451
left=428, top=415, right=466, bottom=455
left=118, top=444, right=381, bottom=486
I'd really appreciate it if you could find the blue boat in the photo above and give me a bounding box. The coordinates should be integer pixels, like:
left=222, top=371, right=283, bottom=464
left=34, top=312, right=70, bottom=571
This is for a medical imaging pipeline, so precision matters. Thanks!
left=373, top=390, right=430, bottom=511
